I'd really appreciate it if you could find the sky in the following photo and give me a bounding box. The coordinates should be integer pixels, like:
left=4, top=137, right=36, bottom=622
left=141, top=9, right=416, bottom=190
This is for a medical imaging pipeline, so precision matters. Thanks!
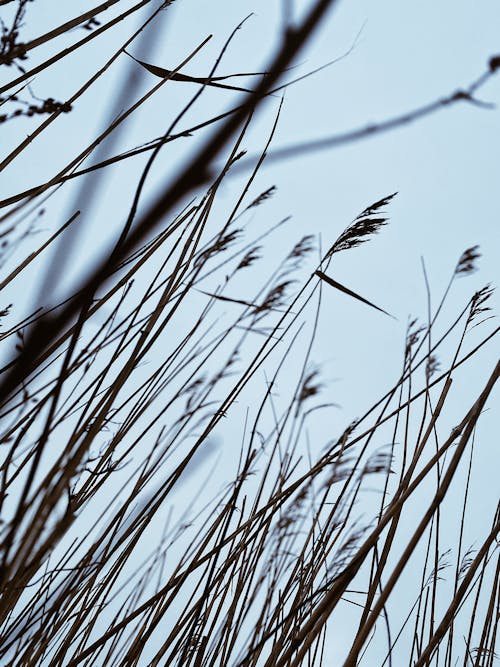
left=0, top=0, right=498, bottom=664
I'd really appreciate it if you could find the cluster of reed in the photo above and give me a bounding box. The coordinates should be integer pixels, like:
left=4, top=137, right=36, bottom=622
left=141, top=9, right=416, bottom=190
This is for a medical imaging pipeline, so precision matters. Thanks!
left=0, top=1, right=498, bottom=665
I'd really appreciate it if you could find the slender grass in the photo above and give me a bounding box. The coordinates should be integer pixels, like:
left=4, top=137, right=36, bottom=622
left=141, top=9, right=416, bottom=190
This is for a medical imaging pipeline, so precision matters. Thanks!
left=0, top=1, right=498, bottom=665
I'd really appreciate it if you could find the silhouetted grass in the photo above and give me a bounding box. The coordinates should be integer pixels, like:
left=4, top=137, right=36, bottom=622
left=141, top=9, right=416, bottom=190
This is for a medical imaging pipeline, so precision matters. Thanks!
left=0, top=2, right=498, bottom=665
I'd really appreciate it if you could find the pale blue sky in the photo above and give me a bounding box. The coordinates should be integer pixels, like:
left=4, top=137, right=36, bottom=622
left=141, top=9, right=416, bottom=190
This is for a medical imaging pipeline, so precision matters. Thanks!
left=5, top=0, right=494, bottom=448
left=0, top=1, right=498, bottom=663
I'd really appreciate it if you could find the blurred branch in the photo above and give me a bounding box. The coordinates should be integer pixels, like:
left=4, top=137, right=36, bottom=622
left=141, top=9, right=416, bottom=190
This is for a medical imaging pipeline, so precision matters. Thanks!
left=235, top=57, right=500, bottom=171
left=3, top=55, right=498, bottom=210
left=0, top=0, right=340, bottom=404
